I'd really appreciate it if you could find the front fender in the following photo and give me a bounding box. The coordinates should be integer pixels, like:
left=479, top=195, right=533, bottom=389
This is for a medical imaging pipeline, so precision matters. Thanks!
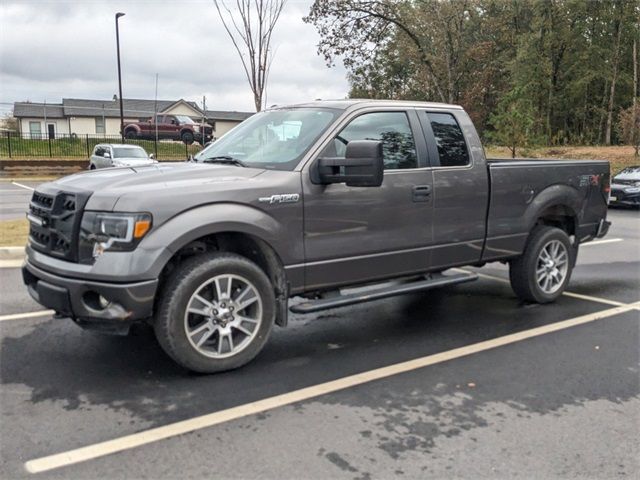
left=141, top=202, right=299, bottom=266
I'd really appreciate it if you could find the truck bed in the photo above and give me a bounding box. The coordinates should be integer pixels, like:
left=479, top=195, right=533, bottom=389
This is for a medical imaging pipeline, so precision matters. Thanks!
left=482, top=158, right=610, bottom=261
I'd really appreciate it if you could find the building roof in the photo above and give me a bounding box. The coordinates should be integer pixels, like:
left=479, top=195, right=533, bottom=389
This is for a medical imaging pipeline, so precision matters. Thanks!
left=13, top=98, right=254, bottom=122
left=61, top=98, right=202, bottom=117
left=205, top=110, right=254, bottom=121
left=13, top=102, right=65, bottom=118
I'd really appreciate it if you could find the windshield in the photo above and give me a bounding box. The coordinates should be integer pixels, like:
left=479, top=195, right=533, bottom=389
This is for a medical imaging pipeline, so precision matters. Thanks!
left=113, top=147, right=148, bottom=159
left=194, top=108, right=339, bottom=170
left=175, top=115, right=196, bottom=125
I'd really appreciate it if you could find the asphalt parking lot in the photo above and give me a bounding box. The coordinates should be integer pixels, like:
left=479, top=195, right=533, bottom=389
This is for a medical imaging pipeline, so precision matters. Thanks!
left=0, top=181, right=37, bottom=221
left=0, top=190, right=638, bottom=478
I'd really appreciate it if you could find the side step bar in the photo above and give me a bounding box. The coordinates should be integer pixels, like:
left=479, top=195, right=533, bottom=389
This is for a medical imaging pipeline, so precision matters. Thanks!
left=290, top=272, right=478, bottom=314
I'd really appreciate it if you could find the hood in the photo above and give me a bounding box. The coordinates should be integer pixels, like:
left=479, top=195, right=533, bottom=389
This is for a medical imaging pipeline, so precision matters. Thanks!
left=612, top=166, right=640, bottom=186
left=45, top=162, right=266, bottom=211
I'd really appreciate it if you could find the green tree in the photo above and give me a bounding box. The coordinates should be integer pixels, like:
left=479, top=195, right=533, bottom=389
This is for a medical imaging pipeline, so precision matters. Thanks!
left=488, top=87, right=535, bottom=158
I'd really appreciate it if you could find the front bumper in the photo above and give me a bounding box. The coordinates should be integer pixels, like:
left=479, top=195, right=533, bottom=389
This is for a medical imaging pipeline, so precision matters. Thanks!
left=23, top=260, right=158, bottom=324
left=609, top=188, right=640, bottom=207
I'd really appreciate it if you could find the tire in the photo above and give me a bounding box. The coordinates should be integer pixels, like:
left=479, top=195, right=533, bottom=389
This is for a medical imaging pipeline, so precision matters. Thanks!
left=181, top=131, right=194, bottom=144
left=125, top=130, right=137, bottom=140
left=154, top=252, right=275, bottom=373
left=89, top=163, right=96, bottom=170
left=509, top=226, right=575, bottom=304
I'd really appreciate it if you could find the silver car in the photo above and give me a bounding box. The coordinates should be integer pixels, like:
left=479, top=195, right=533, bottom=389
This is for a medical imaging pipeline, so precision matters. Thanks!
left=89, top=144, right=156, bottom=169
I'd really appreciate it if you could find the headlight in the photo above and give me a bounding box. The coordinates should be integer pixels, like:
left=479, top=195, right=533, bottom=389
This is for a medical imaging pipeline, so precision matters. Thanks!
left=79, top=212, right=152, bottom=262
left=193, top=125, right=200, bottom=133
left=626, top=186, right=640, bottom=193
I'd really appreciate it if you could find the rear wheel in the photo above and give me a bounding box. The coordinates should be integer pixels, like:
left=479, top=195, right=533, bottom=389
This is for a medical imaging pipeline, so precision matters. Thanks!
left=181, top=131, right=194, bottom=144
left=154, top=253, right=275, bottom=373
left=125, top=130, right=137, bottom=140
left=509, top=226, right=575, bottom=303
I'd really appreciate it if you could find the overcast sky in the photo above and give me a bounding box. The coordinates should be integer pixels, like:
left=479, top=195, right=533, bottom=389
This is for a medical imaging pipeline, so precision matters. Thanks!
left=0, top=0, right=349, bottom=115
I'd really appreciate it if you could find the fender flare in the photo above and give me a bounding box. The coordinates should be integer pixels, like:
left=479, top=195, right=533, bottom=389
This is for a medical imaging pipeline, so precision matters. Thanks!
left=142, top=203, right=291, bottom=273
left=522, top=184, right=582, bottom=233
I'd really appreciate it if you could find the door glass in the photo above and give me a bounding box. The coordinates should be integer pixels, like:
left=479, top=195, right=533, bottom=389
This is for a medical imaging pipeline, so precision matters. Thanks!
left=323, top=112, right=417, bottom=169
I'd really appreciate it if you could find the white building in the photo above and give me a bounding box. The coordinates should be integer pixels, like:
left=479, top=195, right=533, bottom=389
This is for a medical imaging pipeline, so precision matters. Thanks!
left=13, top=98, right=253, bottom=139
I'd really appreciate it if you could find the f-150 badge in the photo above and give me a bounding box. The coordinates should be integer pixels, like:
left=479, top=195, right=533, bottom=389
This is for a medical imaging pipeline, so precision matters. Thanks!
left=258, top=193, right=300, bottom=204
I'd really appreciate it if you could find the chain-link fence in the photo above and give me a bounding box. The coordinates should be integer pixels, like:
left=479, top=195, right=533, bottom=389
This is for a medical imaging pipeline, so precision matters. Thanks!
left=0, top=132, right=204, bottom=160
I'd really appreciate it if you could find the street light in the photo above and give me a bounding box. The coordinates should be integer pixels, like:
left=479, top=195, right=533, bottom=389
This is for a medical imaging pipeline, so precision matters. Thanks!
left=115, top=12, right=125, bottom=142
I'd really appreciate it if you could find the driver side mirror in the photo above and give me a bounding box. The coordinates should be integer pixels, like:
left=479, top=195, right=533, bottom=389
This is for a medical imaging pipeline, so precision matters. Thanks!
left=149, top=153, right=155, bottom=160
left=313, top=140, right=384, bottom=187
left=103, top=151, right=111, bottom=159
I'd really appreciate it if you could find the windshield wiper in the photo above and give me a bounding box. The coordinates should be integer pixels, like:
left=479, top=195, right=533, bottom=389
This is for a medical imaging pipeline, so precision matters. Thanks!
left=200, top=156, right=247, bottom=167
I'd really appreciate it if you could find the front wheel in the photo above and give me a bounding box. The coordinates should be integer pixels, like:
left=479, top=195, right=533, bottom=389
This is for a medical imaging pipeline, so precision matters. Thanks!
left=154, top=253, right=275, bottom=373
left=509, top=226, right=575, bottom=303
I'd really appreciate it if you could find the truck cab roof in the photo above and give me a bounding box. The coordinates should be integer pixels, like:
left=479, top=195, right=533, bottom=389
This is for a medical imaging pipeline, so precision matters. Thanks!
left=268, top=99, right=464, bottom=112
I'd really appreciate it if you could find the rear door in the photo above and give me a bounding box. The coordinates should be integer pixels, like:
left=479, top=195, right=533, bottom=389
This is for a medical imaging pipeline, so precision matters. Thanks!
left=301, top=108, right=435, bottom=290
left=416, top=110, right=489, bottom=269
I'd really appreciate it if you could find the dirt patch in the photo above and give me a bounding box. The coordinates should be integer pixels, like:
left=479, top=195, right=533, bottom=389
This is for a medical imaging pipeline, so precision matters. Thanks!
left=0, top=219, right=29, bottom=247
left=485, top=145, right=638, bottom=174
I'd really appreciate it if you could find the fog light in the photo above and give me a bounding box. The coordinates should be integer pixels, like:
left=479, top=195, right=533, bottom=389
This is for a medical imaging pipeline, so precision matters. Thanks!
left=98, top=295, right=111, bottom=309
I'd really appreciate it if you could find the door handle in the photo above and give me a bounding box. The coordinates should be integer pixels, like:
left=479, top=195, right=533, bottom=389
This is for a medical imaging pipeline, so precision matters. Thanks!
left=412, top=185, right=432, bottom=202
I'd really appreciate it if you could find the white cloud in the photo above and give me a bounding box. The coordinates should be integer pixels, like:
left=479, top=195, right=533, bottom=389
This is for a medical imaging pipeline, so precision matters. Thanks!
left=0, top=0, right=348, bottom=114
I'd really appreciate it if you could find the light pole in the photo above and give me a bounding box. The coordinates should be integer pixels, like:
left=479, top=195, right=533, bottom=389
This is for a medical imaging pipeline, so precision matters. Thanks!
left=115, top=12, right=125, bottom=142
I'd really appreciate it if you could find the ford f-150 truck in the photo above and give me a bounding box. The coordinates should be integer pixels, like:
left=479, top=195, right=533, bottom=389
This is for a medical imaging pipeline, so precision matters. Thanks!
left=23, top=100, right=611, bottom=373
left=123, top=114, right=213, bottom=144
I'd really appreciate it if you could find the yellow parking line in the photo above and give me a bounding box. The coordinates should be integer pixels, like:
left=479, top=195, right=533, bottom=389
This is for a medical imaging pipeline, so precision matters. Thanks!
left=24, top=301, right=639, bottom=474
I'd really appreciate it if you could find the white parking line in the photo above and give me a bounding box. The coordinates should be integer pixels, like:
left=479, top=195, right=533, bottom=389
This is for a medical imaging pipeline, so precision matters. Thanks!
left=451, top=268, right=635, bottom=308
left=0, top=310, right=54, bottom=322
left=581, top=238, right=623, bottom=246
left=24, top=301, right=640, bottom=474
left=11, top=181, right=35, bottom=191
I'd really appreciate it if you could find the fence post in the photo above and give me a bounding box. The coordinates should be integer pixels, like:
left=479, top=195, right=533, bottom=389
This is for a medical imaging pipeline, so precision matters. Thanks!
left=6, top=132, right=11, bottom=159
left=185, top=142, right=188, bottom=160
left=85, top=134, right=90, bottom=158
left=154, top=137, right=158, bottom=160
left=48, top=134, right=53, bottom=157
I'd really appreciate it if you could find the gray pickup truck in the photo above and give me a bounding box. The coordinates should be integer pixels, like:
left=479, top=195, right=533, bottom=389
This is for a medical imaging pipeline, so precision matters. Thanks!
left=23, top=100, right=611, bottom=372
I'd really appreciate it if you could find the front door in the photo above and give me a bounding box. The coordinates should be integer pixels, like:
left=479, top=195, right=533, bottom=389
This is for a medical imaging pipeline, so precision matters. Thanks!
left=47, top=123, right=56, bottom=140
left=302, top=109, right=434, bottom=291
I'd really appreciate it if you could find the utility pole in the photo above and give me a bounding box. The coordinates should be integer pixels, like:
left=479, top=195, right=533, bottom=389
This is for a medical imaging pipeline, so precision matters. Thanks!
left=115, top=12, right=126, bottom=143
left=634, top=38, right=638, bottom=157
left=202, top=95, right=206, bottom=145
left=154, top=73, right=159, bottom=158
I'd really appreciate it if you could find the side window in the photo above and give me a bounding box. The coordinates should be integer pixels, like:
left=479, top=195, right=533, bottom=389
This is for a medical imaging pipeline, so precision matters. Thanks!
left=427, top=112, right=469, bottom=167
left=93, top=146, right=103, bottom=156
left=323, top=112, right=417, bottom=170
left=155, top=115, right=165, bottom=124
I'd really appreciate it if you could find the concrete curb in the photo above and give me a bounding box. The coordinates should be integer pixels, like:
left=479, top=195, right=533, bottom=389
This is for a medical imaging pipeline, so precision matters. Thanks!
left=0, top=246, right=25, bottom=260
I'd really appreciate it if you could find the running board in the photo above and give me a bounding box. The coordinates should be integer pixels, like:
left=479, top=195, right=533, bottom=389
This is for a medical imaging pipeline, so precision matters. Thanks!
left=290, top=272, right=478, bottom=314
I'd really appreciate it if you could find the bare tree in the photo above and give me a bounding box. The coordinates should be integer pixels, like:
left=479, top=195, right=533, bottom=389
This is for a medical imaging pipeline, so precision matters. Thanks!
left=214, top=0, right=286, bottom=112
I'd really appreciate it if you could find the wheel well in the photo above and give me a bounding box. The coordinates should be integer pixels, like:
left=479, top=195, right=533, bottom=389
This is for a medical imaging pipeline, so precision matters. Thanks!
left=158, top=232, right=289, bottom=326
left=535, top=205, right=576, bottom=237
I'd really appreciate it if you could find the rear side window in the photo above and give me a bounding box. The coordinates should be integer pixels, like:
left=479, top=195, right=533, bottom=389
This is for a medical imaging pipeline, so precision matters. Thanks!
left=426, top=112, right=469, bottom=167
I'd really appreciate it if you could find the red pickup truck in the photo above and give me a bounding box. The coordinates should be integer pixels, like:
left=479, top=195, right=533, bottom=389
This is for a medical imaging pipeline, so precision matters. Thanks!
left=123, top=115, right=213, bottom=144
